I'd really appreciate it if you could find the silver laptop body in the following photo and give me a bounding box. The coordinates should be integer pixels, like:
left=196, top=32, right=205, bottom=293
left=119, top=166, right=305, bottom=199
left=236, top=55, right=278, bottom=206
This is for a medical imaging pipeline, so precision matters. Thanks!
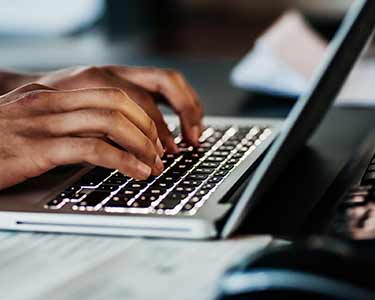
left=0, top=0, right=373, bottom=239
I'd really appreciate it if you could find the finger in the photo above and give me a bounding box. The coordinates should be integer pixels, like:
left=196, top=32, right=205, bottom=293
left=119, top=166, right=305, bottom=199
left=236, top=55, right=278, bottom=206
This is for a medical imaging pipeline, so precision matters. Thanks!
left=94, top=74, right=178, bottom=154
left=84, top=71, right=167, bottom=156
left=104, top=66, right=204, bottom=146
left=23, top=88, right=161, bottom=153
left=138, top=99, right=179, bottom=154
left=0, top=83, right=56, bottom=108
left=37, top=137, right=152, bottom=180
left=27, top=109, right=164, bottom=175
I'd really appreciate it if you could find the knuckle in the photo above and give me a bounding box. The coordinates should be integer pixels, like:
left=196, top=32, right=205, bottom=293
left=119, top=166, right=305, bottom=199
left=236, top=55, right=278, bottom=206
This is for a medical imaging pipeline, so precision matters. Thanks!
left=106, top=87, right=129, bottom=103
left=164, top=68, right=182, bottom=80
left=142, top=138, right=156, bottom=160
left=22, top=83, right=49, bottom=91
left=86, top=138, right=104, bottom=160
left=23, top=90, right=48, bottom=102
left=78, top=66, right=101, bottom=77
left=109, top=110, right=124, bottom=127
left=99, top=109, right=123, bottom=128
left=119, top=151, right=132, bottom=166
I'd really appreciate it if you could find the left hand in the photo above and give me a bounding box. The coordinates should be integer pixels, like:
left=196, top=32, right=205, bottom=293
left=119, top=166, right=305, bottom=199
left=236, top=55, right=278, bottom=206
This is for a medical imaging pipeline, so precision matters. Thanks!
left=11, top=65, right=204, bottom=153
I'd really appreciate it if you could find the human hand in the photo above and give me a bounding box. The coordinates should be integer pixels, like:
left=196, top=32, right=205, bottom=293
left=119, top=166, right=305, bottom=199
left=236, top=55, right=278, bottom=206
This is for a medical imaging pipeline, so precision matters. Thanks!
left=0, top=83, right=165, bottom=190
left=17, top=65, right=204, bottom=153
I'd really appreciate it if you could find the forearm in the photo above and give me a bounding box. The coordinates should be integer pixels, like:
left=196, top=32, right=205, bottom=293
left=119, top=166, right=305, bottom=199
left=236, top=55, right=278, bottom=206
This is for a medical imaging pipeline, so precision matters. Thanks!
left=0, top=70, right=39, bottom=95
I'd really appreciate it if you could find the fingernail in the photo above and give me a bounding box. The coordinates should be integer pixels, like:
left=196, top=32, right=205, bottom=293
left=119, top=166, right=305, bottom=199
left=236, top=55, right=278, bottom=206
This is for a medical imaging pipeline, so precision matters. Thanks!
left=156, top=138, right=164, bottom=157
left=167, top=138, right=180, bottom=154
left=137, top=162, right=152, bottom=179
left=154, top=155, right=164, bottom=173
left=171, top=142, right=180, bottom=154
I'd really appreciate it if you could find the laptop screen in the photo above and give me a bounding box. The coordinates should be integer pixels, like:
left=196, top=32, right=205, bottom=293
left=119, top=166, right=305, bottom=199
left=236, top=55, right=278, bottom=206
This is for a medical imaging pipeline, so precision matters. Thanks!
left=223, top=0, right=375, bottom=237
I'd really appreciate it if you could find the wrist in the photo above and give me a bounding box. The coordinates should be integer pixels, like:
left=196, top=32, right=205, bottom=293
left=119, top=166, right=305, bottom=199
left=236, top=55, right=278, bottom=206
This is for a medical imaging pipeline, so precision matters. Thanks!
left=0, top=70, right=41, bottom=95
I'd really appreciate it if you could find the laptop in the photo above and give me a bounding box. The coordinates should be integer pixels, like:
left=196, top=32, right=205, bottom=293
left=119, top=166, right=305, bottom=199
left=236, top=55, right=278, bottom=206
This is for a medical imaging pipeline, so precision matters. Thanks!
left=0, top=0, right=373, bottom=239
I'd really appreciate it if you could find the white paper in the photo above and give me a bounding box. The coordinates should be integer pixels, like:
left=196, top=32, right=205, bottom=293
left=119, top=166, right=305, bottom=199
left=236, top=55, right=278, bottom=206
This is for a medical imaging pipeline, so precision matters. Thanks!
left=0, top=232, right=272, bottom=300
left=230, top=10, right=375, bottom=107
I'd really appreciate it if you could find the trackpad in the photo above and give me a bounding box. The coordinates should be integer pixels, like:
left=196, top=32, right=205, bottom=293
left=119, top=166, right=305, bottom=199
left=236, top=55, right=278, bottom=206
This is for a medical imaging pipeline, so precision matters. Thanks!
left=0, top=165, right=86, bottom=208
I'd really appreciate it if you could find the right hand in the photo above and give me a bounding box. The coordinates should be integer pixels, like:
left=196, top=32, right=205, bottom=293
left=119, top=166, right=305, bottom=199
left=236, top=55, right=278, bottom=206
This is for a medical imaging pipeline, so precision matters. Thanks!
left=0, top=83, right=165, bottom=190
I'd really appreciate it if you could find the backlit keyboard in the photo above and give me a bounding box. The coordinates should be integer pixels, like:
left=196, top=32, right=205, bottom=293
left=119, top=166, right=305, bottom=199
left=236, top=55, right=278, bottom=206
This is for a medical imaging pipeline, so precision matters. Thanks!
left=329, top=152, right=375, bottom=239
left=45, top=125, right=272, bottom=215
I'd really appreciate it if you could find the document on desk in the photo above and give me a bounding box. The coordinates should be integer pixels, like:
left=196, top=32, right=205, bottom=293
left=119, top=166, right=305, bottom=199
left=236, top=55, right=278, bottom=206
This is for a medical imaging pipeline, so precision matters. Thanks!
left=231, top=10, right=375, bottom=107
left=0, top=232, right=272, bottom=300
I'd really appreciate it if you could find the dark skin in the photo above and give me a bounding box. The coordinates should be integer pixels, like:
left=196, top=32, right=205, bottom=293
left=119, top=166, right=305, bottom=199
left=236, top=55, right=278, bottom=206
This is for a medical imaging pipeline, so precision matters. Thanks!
left=0, top=66, right=204, bottom=190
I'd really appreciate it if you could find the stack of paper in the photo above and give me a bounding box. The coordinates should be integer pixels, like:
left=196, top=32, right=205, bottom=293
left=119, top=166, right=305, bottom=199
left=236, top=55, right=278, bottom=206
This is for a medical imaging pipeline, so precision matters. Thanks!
left=231, top=10, right=375, bottom=107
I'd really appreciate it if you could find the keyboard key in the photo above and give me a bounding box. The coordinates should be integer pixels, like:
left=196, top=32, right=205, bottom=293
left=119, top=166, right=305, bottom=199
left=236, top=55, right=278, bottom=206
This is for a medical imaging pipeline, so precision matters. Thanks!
left=212, top=151, right=230, bottom=157
left=175, top=164, right=190, bottom=172
left=200, top=142, right=214, bottom=149
left=181, top=202, right=195, bottom=212
left=45, top=197, right=66, bottom=209
left=168, top=192, right=188, bottom=200
left=181, top=158, right=195, bottom=164
left=190, top=195, right=204, bottom=203
left=201, top=162, right=221, bottom=168
left=362, top=172, right=375, bottom=185
left=138, top=194, right=160, bottom=202
left=55, top=191, right=74, bottom=199
left=227, top=158, right=240, bottom=164
left=181, top=179, right=202, bottom=187
left=96, top=184, right=120, bottom=192
left=186, top=174, right=209, bottom=180
left=215, top=170, right=229, bottom=177
left=341, top=195, right=367, bottom=208
left=74, top=191, right=110, bottom=209
left=224, top=140, right=240, bottom=146
left=112, top=172, right=129, bottom=179
left=67, top=192, right=86, bottom=202
left=195, top=168, right=215, bottom=174
left=66, top=185, right=82, bottom=193
left=202, top=183, right=215, bottom=190
left=219, top=146, right=235, bottom=152
left=165, top=169, right=185, bottom=178
left=153, top=180, right=174, bottom=189
left=368, top=165, right=375, bottom=171
left=104, top=177, right=128, bottom=185
left=148, top=188, right=167, bottom=195
left=156, top=196, right=183, bottom=210
left=232, top=152, right=244, bottom=159
left=105, top=196, right=133, bottom=208
left=184, top=152, right=204, bottom=159
left=220, top=164, right=235, bottom=171
left=131, top=199, right=152, bottom=208
left=195, top=189, right=209, bottom=197
left=117, top=189, right=138, bottom=197
left=206, top=156, right=225, bottom=162
left=208, top=176, right=223, bottom=184
left=175, top=186, right=195, bottom=193
left=128, top=182, right=149, bottom=190
left=237, top=146, right=249, bottom=153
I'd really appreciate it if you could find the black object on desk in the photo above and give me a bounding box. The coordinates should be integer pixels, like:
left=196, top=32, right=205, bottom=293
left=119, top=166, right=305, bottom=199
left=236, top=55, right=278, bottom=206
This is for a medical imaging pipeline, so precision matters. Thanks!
left=217, top=236, right=375, bottom=300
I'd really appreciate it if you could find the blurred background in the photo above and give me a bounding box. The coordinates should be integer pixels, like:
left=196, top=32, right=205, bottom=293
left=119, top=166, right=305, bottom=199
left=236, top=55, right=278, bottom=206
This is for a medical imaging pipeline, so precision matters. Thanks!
left=0, top=0, right=358, bottom=70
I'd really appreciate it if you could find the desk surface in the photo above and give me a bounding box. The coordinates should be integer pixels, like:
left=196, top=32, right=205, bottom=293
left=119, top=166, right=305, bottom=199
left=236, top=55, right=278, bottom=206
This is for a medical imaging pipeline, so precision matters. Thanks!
left=0, top=54, right=374, bottom=299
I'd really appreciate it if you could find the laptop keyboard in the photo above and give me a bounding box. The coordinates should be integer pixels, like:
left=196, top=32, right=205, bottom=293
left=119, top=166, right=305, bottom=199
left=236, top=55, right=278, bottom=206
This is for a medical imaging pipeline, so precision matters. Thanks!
left=45, top=125, right=272, bottom=215
left=329, top=152, right=375, bottom=240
